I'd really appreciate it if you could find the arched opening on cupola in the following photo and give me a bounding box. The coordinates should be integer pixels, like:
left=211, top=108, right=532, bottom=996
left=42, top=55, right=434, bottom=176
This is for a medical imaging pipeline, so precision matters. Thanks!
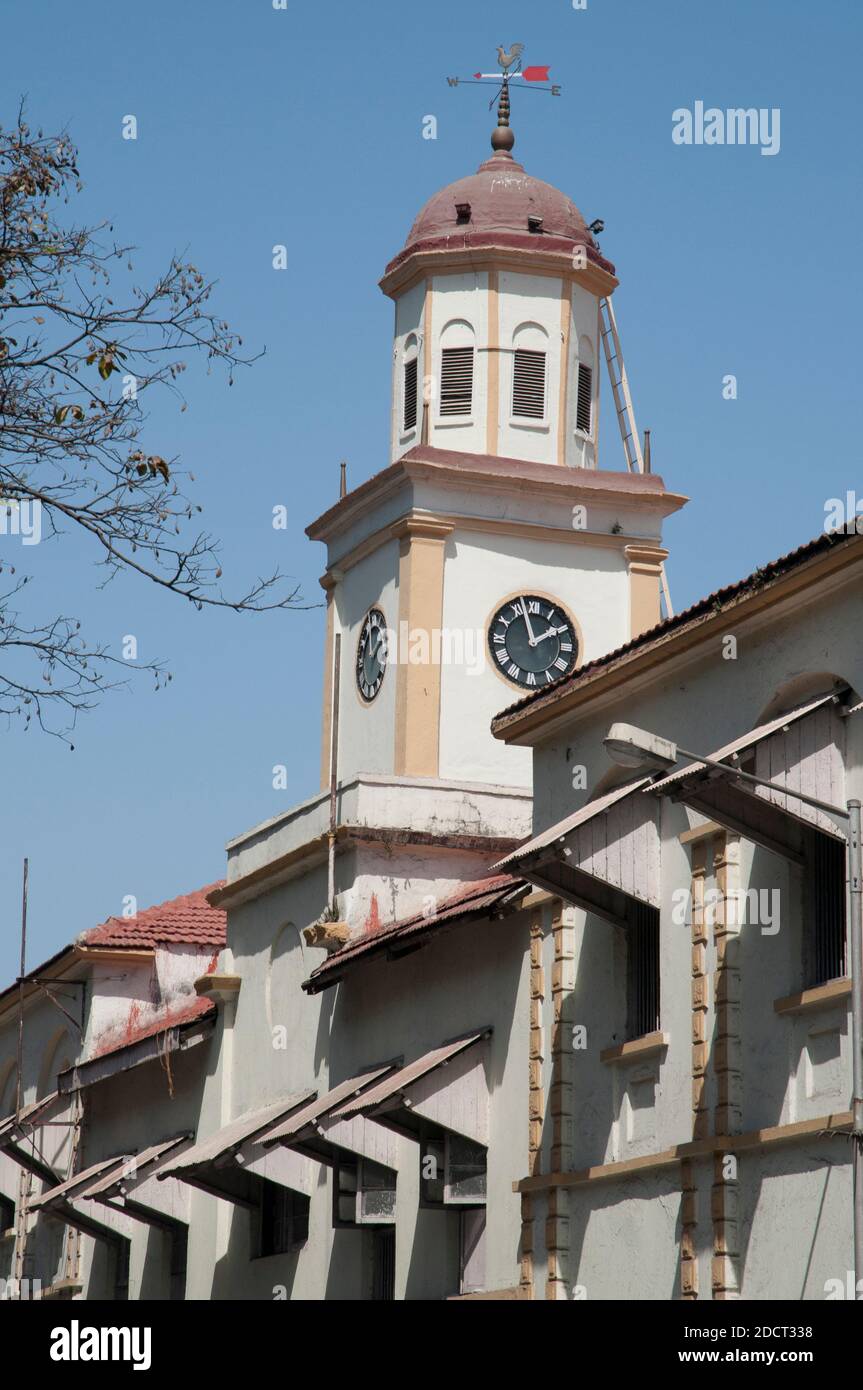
left=510, top=321, right=548, bottom=425
left=401, top=333, right=420, bottom=440
left=576, top=334, right=596, bottom=439
left=437, top=318, right=475, bottom=423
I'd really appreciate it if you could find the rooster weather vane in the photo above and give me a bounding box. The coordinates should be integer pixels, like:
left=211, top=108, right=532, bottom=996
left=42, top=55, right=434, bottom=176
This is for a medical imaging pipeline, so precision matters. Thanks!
left=448, top=43, right=561, bottom=141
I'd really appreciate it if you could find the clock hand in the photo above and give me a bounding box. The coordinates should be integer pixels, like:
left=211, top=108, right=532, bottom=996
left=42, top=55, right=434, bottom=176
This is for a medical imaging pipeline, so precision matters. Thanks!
left=529, top=624, right=568, bottom=647
left=520, top=598, right=539, bottom=647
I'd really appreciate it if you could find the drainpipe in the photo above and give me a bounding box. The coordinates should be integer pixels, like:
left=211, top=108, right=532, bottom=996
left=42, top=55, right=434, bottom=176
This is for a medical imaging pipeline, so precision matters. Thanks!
left=327, top=634, right=341, bottom=913
left=848, top=799, right=863, bottom=1296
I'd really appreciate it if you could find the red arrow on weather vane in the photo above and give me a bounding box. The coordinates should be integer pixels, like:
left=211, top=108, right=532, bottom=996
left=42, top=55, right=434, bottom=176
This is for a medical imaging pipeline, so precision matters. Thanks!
left=447, top=44, right=561, bottom=96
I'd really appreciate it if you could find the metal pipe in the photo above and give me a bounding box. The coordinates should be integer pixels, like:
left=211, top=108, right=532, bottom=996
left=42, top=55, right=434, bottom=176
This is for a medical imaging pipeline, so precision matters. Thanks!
left=15, top=858, right=28, bottom=1118
left=848, top=798, right=863, bottom=1297
left=327, top=634, right=342, bottom=912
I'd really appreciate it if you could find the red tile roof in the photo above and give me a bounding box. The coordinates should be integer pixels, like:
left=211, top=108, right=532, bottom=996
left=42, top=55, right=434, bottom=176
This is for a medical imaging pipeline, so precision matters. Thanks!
left=79, top=884, right=226, bottom=951
left=303, top=873, right=527, bottom=994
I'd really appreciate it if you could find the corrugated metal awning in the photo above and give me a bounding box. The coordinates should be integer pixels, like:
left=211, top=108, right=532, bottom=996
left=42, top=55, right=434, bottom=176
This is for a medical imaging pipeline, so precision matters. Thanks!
left=649, top=691, right=841, bottom=793
left=494, top=778, right=653, bottom=873
left=0, top=1090, right=63, bottom=1145
left=29, top=1152, right=130, bottom=1213
left=262, top=1065, right=395, bottom=1145
left=261, top=1064, right=401, bottom=1170
left=331, top=1030, right=491, bottom=1143
left=156, top=1090, right=317, bottom=1208
left=78, top=1133, right=193, bottom=1201
left=648, top=690, right=847, bottom=859
left=159, top=1090, right=315, bottom=1180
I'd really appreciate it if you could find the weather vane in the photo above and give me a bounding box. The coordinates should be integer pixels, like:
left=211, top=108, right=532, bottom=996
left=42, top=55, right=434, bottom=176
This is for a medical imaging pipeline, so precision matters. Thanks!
left=448, top=44, right=561, bottom=140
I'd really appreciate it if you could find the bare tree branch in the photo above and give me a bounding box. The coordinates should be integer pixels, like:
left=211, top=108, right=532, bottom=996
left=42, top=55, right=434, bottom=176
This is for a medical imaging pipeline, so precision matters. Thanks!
left=0, top=111, right=312, bottom=739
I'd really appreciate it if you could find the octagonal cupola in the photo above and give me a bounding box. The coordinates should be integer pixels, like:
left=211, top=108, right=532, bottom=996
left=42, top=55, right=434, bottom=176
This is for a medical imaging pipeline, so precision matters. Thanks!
left=380, top=101, right=619, bottom=471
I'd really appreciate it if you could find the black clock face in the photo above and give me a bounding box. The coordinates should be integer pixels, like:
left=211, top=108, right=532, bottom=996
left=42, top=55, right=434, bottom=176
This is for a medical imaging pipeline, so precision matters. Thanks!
left=356, top=607, right=388, bottom=703
left=488, top=595, right=578, bottom=689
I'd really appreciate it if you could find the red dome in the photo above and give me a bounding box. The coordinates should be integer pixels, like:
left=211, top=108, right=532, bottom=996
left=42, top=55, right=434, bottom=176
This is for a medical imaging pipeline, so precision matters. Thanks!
left=405, top=150, right=589, bottom=248
left=381, top=148, right=614, bottom=291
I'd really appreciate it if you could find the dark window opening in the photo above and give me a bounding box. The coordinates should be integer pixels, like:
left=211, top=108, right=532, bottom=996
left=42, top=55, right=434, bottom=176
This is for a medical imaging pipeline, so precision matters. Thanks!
left=256, top=1179, right=309, bottom=1258
left=403, top=356, right=418, bottom=433
left=576, top=363, right=593, bottom=434
left=0, top=1192, right=14, bottom=1232
left=527, top=215, right=543, bottom=234
left=419, top=1129, right=487, bottom=1207
left=808, top=830, right=846, bottom=987
left=440, top=346, right=474, bottom=417
left=169, top=1227, right=188, bottom=1302
left=114, top=1237, right=131, bottom=1302
left=371, top=1227, right=396, bottom=1301
left=455, top=202, right=471, bottom=225
left=512, top=348, right=546, bottom=419
left=626, top=903, right=660, bottom=1040
left=333, top=1155, right=396, bottom=1228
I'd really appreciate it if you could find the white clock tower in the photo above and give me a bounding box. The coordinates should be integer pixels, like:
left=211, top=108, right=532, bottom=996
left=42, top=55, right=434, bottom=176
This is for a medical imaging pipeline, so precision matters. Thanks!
left=309, top=97, right=686, bottom=793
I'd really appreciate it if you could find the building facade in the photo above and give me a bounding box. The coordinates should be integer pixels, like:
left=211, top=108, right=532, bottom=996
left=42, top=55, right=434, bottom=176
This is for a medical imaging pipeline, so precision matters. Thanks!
left=1, top=103, right=858, bottom=1302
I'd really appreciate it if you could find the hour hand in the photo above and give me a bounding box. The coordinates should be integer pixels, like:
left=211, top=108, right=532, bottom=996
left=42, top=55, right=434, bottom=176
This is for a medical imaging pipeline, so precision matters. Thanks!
left=529, top=626, right=557, bottom=647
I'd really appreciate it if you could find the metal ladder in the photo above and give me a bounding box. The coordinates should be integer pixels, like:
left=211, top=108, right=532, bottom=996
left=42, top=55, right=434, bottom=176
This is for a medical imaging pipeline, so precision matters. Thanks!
left=599, top=296, right=674, bottom=619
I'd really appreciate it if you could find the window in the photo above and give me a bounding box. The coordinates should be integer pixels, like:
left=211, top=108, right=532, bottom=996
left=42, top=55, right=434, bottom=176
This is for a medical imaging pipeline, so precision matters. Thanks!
left=403, top=356, right=418, bottom=433
left=512, top=348, right=546, bottom=419
left=420, top=1130, right=487, bottom=1207
left=576, top=362, right=593, bottom=434
left=808, top=830, right=846, bottom=987
left=626, top=903, right=660, bottom=1040
left=0, top=1191, right=14, bottom=1234
left=333, top=1155, right=396, bottom=1227
left=257, top=1179, right=309, bottom=1257
left=440, top=346, right=473, bottom=417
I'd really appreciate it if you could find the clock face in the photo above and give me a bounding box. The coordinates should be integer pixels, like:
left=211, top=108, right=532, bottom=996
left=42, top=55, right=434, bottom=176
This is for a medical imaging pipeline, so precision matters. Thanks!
left=488, top=595, right=578, bottom=689
left=356, top=607, right=388, bottom=703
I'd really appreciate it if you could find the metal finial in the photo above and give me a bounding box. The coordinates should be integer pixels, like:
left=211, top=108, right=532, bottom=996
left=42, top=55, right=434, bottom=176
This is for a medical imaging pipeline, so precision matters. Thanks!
left=339, top=461, right=347, bottom=499
left=491, top=79, right=515, bottom=152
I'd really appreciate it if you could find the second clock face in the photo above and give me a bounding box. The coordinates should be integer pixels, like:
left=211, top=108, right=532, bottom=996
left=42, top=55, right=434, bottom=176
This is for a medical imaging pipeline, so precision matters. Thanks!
left=488, top=595, right=578, bottom=689
left=356, top=607, right=388, bottom=703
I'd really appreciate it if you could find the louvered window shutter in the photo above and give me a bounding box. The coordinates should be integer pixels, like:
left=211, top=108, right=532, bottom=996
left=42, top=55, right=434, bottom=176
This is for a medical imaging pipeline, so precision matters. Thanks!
left=439, top=346, right=473, bottom=416
left=576, top=363, right=593, bottom=434
left=403, top=357, right=418, bottom=432
left=512, top=349, right=546, bottom=419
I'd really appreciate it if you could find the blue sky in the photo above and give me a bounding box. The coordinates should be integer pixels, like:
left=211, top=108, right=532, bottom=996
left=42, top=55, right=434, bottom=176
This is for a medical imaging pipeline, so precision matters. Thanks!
left=1, top=0, right=860, bottom=980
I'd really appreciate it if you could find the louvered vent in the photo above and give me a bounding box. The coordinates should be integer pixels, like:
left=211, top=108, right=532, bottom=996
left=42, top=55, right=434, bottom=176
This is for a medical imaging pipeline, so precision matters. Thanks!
left=576, top=363, right=593, bottom=434
left=440, top=346, right=473, bottom=417
left=512, top=349, right=546, bottom=419
left=403, top=357, right=418, bottom=432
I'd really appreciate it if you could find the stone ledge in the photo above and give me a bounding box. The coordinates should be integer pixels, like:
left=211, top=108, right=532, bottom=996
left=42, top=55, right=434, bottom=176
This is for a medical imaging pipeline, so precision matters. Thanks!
left=600, top=1030, right=668, bottom=1065
left=773, top=978, right=851, bottom=1016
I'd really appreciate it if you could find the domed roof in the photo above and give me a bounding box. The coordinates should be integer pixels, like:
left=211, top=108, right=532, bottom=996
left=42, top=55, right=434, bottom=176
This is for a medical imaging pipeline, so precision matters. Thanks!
left=381, top=144, right=615, bottom=293
left=405, top=150, right=589, bottom=249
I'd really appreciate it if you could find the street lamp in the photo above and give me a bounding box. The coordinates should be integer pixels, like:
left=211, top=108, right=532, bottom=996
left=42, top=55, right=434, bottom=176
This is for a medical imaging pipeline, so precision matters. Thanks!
left=604, top=720, right=863, bottom=1300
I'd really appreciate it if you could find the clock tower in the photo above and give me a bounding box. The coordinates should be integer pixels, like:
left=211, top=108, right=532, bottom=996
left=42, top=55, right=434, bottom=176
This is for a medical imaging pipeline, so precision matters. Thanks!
left=308, top=101, right=686, bottom=792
